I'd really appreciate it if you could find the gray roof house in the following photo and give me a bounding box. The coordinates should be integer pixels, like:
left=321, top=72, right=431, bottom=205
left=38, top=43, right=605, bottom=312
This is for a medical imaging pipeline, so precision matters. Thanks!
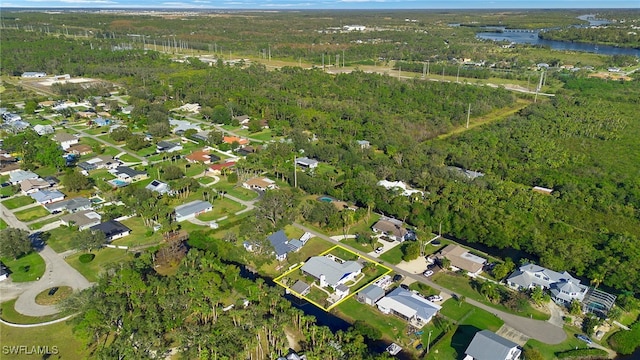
left=291, top=280, right=311, bottom=296
left=357, top=284, right=386, bottom=306
left=295, top=157, right=319, bottom=169
left=52, top=132, right=79, bottom=150
left=45, top=197, right=92, bottom=213
left=267, top=230, right=304, bottom=261
left=112, top=166, right=147, bottom=181
left=156, top=141, right=183, bottom=153
left=372, top=217, right=408, bottom=242
left=90, top=220, right=131, bottom=242
left=376, top=287, right=442, bottom=328
left=30, top=189, right=65, bottom=204
left=506, top=264, right=588, bottom=305
left=174, top=200, right=212, bottom=222
left=9, top=170, right=39, bottom=185
left=301, top=256, right=362, bottom=290
left=33, top=124, right=55, bottom=136
left=464, top=330, right=521, bottom=360
left=60, top=210, right=102, bottom=230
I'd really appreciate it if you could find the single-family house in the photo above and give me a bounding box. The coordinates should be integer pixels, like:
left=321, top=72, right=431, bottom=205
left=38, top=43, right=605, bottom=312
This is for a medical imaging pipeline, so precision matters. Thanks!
left=357, top=284, right=386, bottom=306
left=532, top=186, right=554, bottom=195
left=236, top=145, right=261, bottom=157
left=20, top=178, right=51, bottom=195
left=356, top=140, right=370, bottom=149
left=77, top=155, right=120, bottom=171
left=192, top=131, right=210, bottom=142
left=93, top=117, right=110, bottom=126
left=222, top=136, right=249, bottom=146
left=234, top=115, right=251, bottom=125
left=52, top=132, right=79, bottom=150
left=112, top=166, right=148, bottom=182
left=60, top=210, right=102, bottom=230
left=0, top=262, right=9, bottom=281
left=376, top=287, right=442, bottom=328
left=175, top=103, right=201, bottom=113
left=186, top=149, right=220, bottom=164
left=67, top=144, right=93, bottom=156
left=378, top=180, right=424, bottom=197
left=30, top=189, right=65, bottom=204
left=45, top=197, right=92, bottom=213
left=156, top=141, right=183, bottom=153
left=291, top=280, right=311, bottom=297
left=300, top=256, right=362, bottom=290
left=9, top=170, right=39, bottom=185
left=33, top=124, right=55, bottom=136
left=267, top=230, right=305, bottom=261
left=437, top=244, right=487, bottom=276
left=372, top=217, right=408, bottom=242
left=169, top=118, right=201, bottom=134
left=506, top=264, right=588, bottom=305
left=243, top=177, right=278, bottom=192
left=90, top=220, right=131, bottom=242
left=146, top=179, right=172, bottom=195
left=464, top=330, right=521, bottom=360
left=208, top=161, right=236, bottom=175
left=8, top=121, right=30, bottom=133
left=174, top=200, right=213, bottom=222
left=448, top=166, right=485, bottom=180
left=2, top=113, right=22, bottom=122
left=22, top=71, right=47, bottom=78
left=295, top=157, right=319, bottom=169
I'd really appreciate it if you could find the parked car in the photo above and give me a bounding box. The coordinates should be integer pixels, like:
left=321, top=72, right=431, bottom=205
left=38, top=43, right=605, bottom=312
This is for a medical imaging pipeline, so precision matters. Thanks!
left=375, top=247, right=384, bottom=254
left=423, top=270, right=434, bottom=277
left=431, top=240, right=441, bottom=246
left=427, top=295, right=443, bottom=302
left=48, top=287, right=59, bottom=296
left=393, top=274, right=404, bottom=282
left=576, top=334, right=592, bottom=344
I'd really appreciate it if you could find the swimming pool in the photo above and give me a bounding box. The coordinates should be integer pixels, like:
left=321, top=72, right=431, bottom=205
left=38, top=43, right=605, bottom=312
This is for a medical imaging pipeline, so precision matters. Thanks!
left=109, top=179, right=129, bottom=187
left=318, top=196, right=333, bottom=203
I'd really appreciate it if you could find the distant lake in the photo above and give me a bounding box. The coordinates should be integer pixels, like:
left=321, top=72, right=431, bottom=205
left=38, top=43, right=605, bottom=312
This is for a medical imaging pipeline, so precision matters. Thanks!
left=477, top=30, right=640, bottom=57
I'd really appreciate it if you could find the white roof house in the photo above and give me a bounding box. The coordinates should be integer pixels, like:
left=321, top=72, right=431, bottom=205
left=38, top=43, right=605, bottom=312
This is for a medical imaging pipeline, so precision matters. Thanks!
left=378, top=180, right=424, bottom=197
left=30, top=189, right=65, bottom=204
left=301, top=256, right=362, bottom=290
left=507, top=264, right=588, bottom=305
left=295, top=157, right=319, bottom=169
left=52, top=132, right=79, bottom=150
left=174, top=200, right=213, bottom=222
left=376, top=287, right=441, bottom=328
left=33, top=124, right=55, bottom=136
left=9, top=170, right=39, bottom=185
left=145, top=179, right=171, bottom=195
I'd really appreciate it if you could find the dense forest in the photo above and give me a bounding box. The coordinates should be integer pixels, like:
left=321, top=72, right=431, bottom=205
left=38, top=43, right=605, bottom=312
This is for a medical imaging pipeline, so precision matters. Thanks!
left=540, top=26, right=640, bottom=49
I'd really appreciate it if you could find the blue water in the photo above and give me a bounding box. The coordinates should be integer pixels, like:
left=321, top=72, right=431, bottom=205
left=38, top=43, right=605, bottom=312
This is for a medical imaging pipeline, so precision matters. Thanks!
left=318, top=196, right=334, bottom=202
left=477, top=31, right=640, bottom=57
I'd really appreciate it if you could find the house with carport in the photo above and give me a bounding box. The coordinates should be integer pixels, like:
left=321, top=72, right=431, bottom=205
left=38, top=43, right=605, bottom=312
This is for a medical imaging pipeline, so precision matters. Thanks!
left=376, top=287, right=441, bottom=328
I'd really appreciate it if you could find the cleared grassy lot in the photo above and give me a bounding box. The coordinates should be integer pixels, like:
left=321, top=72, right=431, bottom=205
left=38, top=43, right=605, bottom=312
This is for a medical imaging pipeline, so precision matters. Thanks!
left=0, top=321, right=90, bottom=359
left=66, top=247, right=132, bottom=282
left=14, top=206, right=50, bottom=222
left=1, top=252, right=46, bottom=282
left=1, top=195, right=35, bottom=209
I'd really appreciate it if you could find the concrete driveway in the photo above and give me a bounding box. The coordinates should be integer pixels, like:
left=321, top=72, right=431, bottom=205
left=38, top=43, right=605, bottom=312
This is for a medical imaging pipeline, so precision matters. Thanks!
left=13, top=246, right=92, bottom=316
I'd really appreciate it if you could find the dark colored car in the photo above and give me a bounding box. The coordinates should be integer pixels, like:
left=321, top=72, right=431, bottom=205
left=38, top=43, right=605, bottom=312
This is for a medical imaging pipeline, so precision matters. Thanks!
left=393, top=274, right=404, bottom=282
left=48, top=287, right=59, bottom=296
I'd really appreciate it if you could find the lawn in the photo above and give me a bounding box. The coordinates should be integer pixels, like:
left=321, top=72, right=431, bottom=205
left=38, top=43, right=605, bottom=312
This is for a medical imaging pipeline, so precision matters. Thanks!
left=84, top=127, right=108, bottom=135
left=524, top=328, right=592, bottom=360
left=0, top=321, right=90, bottom=359
left=0, top=185, right=16, bottom=197
left=14, top=206, right=51, bottom=222
left=2, top=252, right=46, bottom=282
left=0, top=299, right=69, bottom=324
left=378, top=244, right=405, bottom=264
left=66, top=247, right=132, bottom=282
left=111, top=217, right=163, bottom=248
left=118, top=153, right=140, bottom=163
left=433, top=272, right=549, bottom=320
left=28, top=216, right=62, bottom=230
left=196, top=198, right=245, bottom=221
left=211, top=181, right=259, bottom=201
left=1, top=195, right=35, bottom=209
left=336, top=297, right=411, bottom=343
left=198, top=176, right=216, bottom=185
left=0, top=218, right=7, bottom=230
left=46, top=226, right=77, bottom=253
left=102, top=146, right=122, bottom=157
left=341, top=237, right=379, bottom=253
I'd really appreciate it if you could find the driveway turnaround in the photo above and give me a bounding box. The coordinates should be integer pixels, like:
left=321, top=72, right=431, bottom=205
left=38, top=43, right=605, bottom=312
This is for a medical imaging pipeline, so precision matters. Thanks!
left=13, top=246, right=92, bottom=317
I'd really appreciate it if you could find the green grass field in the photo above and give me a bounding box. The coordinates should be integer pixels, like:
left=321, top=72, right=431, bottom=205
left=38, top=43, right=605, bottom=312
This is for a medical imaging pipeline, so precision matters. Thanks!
left=196, top=198, right=245, bottom=221
left=1, top=196, right=35, bottom=209
left=0, top=185, right=16, bottom=197
left=110, top=217, right=163, bottom=248
left=0, top=321, right=90, bottom=359
left=66, top=247, right=132, bottom=282
left=0, top=299, right=68, bottom=324
left=378, top=244, right=405, bottom=264
left=28, top=216, right=62, bottom=230
left=45, top=226, right=77, bottom=253
left=0, top=218, right=7, bottom=230
left=14, top=206, right=50, bottom=222
left=118, top=153, right=140, bottom=163
left=1, top=252, right=46, bottom=282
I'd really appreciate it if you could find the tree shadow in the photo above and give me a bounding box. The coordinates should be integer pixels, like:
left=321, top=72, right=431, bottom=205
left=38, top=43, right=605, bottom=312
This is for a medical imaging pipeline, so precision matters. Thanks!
left=451, top=325, right=481, bottom=360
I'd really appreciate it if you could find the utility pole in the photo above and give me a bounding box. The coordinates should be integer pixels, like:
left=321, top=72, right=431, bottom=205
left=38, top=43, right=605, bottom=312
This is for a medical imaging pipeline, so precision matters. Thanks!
left=398, top=66, right=401, bottom=79
left=342, top=49, right=345, bottom=67
left=427, top=60, right=430, bottom=76
left=268, top=45, right=271, bottom=61
left=422, top=62, right=426, bottom=78
left=456, top=64, right=461, bottom=83
left=322, top=53, right=325, bottom=71
left=427, top=330, right=433, bottom=354
left=294, top=155, right=297, bottom=188
left=466, top=103, right=471, bottom=129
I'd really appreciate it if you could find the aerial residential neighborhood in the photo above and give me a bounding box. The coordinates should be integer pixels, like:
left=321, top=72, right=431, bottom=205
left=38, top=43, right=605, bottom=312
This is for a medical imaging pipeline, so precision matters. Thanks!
left=1, top=6, right=640, bottom=360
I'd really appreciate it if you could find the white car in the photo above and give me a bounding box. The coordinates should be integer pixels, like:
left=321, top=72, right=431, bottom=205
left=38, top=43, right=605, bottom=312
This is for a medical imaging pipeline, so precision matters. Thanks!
left=423, top=270, right=434, bottom=277
left=427, top=295, right=443, bottom=302
left=375, top=247, right=384, bottom=254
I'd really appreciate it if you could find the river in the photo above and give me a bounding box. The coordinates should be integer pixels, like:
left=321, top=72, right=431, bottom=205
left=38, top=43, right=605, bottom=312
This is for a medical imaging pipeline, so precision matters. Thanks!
left=476, top=14, right=639, bottom=57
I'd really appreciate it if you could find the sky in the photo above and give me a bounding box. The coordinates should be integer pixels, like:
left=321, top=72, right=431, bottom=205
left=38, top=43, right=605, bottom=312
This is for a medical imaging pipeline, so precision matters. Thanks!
left=2, top=0, right=639, bottom=9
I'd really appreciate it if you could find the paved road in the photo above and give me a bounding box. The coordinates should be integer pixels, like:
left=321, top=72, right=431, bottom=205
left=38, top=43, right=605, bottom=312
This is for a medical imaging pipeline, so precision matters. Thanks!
left=183, top=114, right=266, bottom=144
left=13, top=246, right=92, bottom=316
left=293, top=222, right=567, bottom=345
left=71, top=127, right=147, bottom=163
left=0, top=201, right=29, bottom=231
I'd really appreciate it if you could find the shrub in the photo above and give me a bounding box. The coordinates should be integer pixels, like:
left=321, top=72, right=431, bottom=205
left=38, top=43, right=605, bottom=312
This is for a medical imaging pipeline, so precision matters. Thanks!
left=609, top=319, right=640, bottom=355
left=78, top=253, right=95, bottom=263
left=555, top=348, right=607, bottom=359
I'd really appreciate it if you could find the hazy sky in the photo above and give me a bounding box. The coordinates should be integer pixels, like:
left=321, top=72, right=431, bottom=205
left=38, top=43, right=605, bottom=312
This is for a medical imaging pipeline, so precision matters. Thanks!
left=2, top=0, right=638, bottom=9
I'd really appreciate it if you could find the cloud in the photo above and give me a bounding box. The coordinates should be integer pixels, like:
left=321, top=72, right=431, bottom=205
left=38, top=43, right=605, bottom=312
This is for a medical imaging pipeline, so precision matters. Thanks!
left=59, top=0, right=117, bottom=3
left=259, top=2, right=314, bottom=6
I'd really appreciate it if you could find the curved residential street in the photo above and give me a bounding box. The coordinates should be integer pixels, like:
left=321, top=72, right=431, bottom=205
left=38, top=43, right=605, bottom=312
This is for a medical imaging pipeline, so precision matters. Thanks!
left=293, top=222, right=568, bottom=345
